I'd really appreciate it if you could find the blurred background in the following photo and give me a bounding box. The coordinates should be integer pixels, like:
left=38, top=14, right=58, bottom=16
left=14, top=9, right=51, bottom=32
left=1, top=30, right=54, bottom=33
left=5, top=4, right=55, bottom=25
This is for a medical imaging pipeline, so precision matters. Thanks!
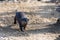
left=0, top=0, right=59, bottom=40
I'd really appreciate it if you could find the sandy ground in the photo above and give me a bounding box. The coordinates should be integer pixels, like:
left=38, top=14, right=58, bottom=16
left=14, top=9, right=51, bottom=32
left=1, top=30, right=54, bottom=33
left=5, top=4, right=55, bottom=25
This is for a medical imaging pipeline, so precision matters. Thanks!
left=0, top=23, right=60, bottom=40
left=0, top=2, right=60, bottom=40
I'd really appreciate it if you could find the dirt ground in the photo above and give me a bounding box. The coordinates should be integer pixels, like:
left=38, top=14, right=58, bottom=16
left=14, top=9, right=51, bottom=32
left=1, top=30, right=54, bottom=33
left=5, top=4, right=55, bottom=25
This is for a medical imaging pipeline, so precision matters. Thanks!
left=0, top=23, right=60, bottom=40
left=0, top=2, right=60, bottom=40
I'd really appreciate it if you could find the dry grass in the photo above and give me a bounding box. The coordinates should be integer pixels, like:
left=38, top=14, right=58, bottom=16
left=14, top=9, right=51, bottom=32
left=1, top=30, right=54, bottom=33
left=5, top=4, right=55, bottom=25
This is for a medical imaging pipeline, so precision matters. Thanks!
left=0, top=2, right=55, bottom=12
